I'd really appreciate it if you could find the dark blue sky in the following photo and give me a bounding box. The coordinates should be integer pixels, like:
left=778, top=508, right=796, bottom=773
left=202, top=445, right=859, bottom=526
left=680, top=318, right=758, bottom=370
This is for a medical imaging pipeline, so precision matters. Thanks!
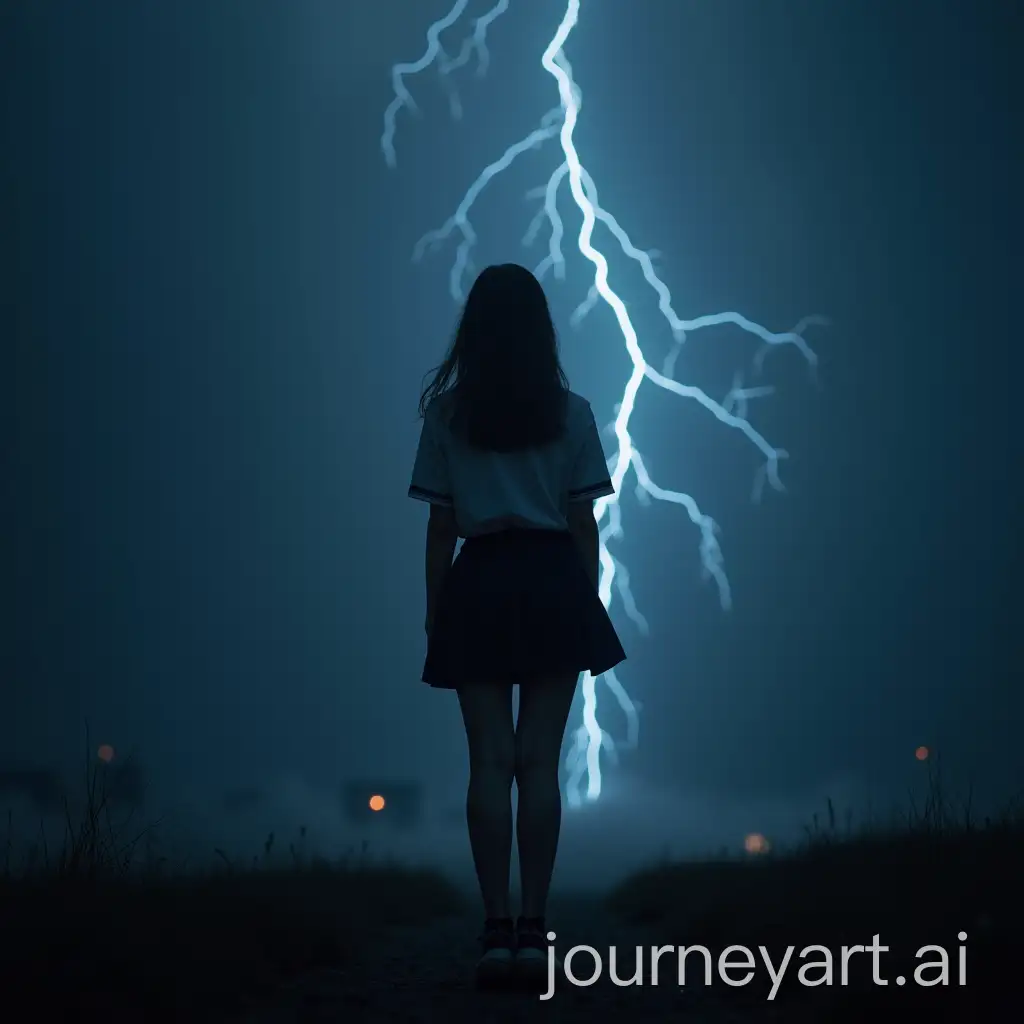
left=4, top=0, right=1020, bottom=876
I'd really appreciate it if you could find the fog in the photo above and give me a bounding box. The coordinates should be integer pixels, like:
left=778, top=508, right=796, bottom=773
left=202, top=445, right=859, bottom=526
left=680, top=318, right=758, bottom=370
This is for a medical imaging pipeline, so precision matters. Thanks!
left=4, top=0, right=1019, bottom=891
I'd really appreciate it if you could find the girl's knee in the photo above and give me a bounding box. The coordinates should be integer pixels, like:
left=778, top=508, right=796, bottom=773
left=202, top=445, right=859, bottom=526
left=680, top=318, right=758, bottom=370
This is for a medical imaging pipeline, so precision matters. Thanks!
left=513, top=744, right=560, bottom=788
left=470, top=744, right=516, bottom=786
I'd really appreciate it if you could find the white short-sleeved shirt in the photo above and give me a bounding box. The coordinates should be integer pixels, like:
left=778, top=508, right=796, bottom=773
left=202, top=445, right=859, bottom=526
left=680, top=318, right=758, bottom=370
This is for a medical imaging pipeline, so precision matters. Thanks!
left=408, top=390, right=615, bottom=537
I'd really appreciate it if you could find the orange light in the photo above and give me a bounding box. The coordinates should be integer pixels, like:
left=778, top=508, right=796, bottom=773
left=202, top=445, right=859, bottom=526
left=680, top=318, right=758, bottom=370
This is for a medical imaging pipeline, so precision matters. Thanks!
left=915, top=745, right=929, bottom=761
left=368, top=794, right=385, bottom=812
left=744, top=832, right=770, bottom=855
left=97, top=744, right=115, bottom=763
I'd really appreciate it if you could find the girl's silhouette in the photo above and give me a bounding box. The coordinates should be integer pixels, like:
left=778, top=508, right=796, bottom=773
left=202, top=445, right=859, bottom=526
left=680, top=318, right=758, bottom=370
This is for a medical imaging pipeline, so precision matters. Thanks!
left=408, top=263, right=626, bottom=987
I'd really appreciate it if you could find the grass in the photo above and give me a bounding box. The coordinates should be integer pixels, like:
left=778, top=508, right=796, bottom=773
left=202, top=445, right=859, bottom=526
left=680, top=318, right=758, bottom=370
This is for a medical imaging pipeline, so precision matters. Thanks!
left=0, top=748, right=464, bottom=1019
left=606, top=761, right=1021, bottom=1020
left=7, top=746, right=1017, bottom=1021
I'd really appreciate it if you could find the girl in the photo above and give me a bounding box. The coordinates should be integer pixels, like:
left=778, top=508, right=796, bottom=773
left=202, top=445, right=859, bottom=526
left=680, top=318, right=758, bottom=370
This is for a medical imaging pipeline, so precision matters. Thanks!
left=408, top=263, right=626, bottom=987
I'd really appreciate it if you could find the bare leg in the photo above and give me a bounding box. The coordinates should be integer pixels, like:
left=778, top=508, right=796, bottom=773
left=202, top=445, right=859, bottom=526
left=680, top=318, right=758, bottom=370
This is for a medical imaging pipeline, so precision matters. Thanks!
left=456, top=682, right=516, bottom=920
left=514, top=673, right=579, bottom=920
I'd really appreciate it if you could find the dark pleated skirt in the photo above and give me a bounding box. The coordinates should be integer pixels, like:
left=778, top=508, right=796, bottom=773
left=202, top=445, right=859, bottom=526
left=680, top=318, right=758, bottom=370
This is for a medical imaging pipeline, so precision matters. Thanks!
left=422, top=528, right=626, bottom=689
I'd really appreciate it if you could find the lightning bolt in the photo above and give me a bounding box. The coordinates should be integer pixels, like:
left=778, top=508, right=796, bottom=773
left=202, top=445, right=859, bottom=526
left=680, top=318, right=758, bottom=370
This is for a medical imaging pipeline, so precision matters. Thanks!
left=381, top=0, right=509, bottom=168
left=383, top=0, right=825, bottom=807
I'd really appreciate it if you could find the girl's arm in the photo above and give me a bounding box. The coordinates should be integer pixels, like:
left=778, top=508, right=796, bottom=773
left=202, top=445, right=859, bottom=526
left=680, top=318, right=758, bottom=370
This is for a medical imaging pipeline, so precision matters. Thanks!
left=425, top=504, right=459, bottom=633
left=567, top=500, right=600, bottom=590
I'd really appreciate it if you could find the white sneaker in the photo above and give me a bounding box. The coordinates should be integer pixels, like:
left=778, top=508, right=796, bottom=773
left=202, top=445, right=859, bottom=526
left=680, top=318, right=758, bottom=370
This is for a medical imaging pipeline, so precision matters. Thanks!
left=475, top=919, right=515, bottom=988
left=514, top=918, right=556, bottom=989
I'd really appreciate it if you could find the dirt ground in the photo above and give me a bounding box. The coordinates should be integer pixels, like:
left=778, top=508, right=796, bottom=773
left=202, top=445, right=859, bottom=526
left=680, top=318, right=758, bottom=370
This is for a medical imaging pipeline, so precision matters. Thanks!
left=243, top=893, right=786, bottom=1024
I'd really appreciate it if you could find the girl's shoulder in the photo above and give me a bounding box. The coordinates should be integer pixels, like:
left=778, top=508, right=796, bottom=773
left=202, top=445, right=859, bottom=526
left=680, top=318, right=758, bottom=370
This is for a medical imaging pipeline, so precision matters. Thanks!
left=565, top=389, right=589, bottom=412
left=565, top=389, right=595, bottom=426
left=425, top=391, right=455, bottom=423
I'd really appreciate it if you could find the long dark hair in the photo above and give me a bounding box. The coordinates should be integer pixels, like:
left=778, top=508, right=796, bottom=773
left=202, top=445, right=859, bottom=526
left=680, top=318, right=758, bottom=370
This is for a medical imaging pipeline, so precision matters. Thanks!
left=418, top=263, right=570, bottom=452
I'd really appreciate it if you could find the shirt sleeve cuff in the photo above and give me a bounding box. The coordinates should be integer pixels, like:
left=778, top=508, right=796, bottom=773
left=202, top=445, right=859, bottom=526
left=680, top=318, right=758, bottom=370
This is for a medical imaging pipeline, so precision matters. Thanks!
left=568, top=479, right=615, bottom=501
left=408, top=484, right=454, bottom=506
